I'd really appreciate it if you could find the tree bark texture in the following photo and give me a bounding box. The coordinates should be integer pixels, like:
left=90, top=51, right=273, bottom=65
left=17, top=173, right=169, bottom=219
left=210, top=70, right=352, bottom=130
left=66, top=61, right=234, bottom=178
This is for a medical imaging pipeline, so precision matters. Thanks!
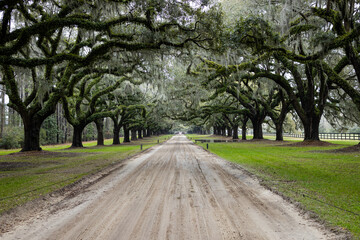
left=303, top=115, right=321, bottom=141
left=251, top=118, right=264, bottom=140
left=95, top=118, right=104, bottom=146
left=138, top=129, right=143, bottom=139
left=241, top=117, right=249, bottom=140
left=131, top=129, right=138, bottom=141
left=221, top=127, right=227, bottom=136
left=113, top=126, right=121, bottom=145
left=0, top=87, right=4, bottom=138
left=275, top=123, right=283, bottom=141
left=72, top=125, right=85, bottom=148
left=232, top=125, right=239, bottom=140
left=227, top=126, right=232, bottom=137
left=22, top=118, right=43, bottom=151
left=123, top=125, right=130, bottom=142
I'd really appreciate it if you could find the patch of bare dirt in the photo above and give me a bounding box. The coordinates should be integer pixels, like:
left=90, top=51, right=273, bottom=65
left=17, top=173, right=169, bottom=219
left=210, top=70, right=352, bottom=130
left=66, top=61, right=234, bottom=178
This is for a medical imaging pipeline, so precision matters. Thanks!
left=0, top=162, right=37, bottom=171
left=204, top=134, right=232, bottom=140
left=248, top=139, right=280, bottom=144
left=0, top=161, right=61, bottom=171
left=285, top=140, right=337, bottom=147
left=0, top=151, right=88, bottom=159
left=0, top=136, right=347, bottom=240
left=327, top=144, right=360, bottom=153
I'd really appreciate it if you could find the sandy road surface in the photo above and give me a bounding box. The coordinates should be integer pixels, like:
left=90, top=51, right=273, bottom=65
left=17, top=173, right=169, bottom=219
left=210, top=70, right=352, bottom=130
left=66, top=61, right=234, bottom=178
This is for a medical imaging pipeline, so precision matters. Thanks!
left=1, top=135, right=337, bottom=240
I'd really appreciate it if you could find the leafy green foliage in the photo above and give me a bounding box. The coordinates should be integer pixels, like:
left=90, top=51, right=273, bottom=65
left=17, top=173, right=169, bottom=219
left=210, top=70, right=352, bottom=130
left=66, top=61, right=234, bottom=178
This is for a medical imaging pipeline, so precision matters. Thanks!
left=0, top=126, right=23, bottom=149
left=40, top=115, right=60, bottom=145
left=0, top=0, right=223, bottom=151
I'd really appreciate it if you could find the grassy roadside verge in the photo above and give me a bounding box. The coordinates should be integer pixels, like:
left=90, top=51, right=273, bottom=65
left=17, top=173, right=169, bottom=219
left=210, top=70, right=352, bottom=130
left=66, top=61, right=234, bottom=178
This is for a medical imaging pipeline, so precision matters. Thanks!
left=188, top=134, right=360, bottom=239
left=0, top=135, right=172, bottom=215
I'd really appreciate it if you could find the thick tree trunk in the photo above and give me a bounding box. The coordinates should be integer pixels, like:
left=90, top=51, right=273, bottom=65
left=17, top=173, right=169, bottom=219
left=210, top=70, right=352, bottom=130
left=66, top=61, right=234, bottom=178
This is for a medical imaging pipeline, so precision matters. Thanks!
left=0, top=87, right=5, bottom=138
left=64, top=123, right=68, bottom=143
left=95, top=118, right=104, bottom=146
left=227, top=126, right=232, bottom=137
left=251, top=118, right=264, bottom=140
left=222, top=127, right=227, bottom=136
left=242, top=124, right=247, bottom=140
left=56, top=104, right=60, bottom=144
left=275, top=123, right=283, bottom=141
left=146, top=127, right=151, bottom=137
left=123, top=125, right=130, bottom=143
left=72, top=125, right=85, bottom=148
left=138, top=129, right=143, bottom=139
left=241, top=117, right=248, bottom=140
left=303, top=116, right=320, bottom=141
left=232, top=125, right=239, bottom=140
left=253, top=124, right=263, bottom=139
left=22, top=118, right=43, bottom=151
left=131, top=129, right=138, bottom=141
left=113, top=126, right=121, bottom=145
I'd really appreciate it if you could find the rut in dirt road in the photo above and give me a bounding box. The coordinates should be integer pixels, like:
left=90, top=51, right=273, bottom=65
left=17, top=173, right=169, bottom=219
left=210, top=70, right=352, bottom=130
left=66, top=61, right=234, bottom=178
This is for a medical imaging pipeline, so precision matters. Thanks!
left=1, top=135, right=336, bottom=240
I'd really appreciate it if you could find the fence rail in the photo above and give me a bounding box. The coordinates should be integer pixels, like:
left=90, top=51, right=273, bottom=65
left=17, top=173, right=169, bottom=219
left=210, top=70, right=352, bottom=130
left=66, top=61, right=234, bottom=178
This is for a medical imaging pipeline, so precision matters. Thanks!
left=265, top=133, right=360, bottom=140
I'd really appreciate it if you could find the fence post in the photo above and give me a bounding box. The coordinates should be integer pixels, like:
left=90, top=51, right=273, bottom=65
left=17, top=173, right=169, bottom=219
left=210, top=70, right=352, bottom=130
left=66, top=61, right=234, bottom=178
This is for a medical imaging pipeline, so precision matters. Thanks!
left=206, top=143, right=209, bottom=150
left=140, top=144, right=143, bottom=150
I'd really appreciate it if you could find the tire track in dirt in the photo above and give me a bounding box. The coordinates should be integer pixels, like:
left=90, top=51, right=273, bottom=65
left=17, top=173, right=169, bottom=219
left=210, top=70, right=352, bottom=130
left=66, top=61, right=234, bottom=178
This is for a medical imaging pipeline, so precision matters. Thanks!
left=0, top=135, right=340, bottom=240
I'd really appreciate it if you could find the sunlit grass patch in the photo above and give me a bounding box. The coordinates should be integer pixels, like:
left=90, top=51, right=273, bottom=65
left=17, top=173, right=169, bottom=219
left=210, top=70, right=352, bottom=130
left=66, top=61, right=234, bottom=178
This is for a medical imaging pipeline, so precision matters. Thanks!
left=194, top=139, right=360, bottom=238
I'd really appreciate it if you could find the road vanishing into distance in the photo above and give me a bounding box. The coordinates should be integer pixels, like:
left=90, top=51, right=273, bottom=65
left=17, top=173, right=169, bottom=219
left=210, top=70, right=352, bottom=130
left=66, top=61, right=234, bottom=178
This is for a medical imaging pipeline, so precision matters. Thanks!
left=1, top=135, right=335, bottom=240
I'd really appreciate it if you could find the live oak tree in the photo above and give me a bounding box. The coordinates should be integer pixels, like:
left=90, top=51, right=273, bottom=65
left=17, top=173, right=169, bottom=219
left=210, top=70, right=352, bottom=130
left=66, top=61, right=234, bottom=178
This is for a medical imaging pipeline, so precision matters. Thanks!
left=95, top=117, right=105, bottom=146
left=294, top=1, right=360, bottom=142
left=201, top=97, right=247, bottom=139
left=62, top=73, right=128, bottom=148
left=199, top=63, right=269, bottom=139
left=129, top=107, right=146, bottom=141
left=200, top=9, right=332, bottom=141
left=184, top=0, right=358, bottom=139
left=110, top=106, right=130, bottom=145
left=260, top=87, right=292, bottom=141
left=108, top=83, right=145, bottom=144
left=0, top=0, right=221, bottom=151
left=297, top=1, right=360, bottom=114
left=121, top=105, right=145, bottom=143
left=119, top=89, right=146, bottom=143
left=324, top=88, right=360, bottom=132
left=243, top=0, right=360, bottom=140
left=184, top=0, right=360, bottom=143
left=62, top=54, right=139, bottom=147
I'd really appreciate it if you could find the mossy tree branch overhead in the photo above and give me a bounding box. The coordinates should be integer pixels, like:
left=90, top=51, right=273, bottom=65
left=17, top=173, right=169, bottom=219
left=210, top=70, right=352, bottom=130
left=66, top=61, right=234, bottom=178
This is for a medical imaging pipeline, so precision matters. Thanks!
left=0, top=0, right=221, bottom=151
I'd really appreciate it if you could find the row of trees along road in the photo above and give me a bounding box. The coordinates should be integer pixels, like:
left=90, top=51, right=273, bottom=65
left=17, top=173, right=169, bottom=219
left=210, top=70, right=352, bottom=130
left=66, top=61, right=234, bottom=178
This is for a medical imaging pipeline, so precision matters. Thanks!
left=173, top=0, right=360, bottom=142
left=0, top=0, right=221, bottom=151
left=2, top=0, right=360, bottom=148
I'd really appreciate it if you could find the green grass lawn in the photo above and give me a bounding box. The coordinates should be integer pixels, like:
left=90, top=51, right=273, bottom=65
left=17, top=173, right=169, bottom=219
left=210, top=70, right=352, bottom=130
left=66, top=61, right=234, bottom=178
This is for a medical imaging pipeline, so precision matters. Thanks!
left=0, top=135, right=172, bottom=215
left=189, top=134, right=360, bottom=239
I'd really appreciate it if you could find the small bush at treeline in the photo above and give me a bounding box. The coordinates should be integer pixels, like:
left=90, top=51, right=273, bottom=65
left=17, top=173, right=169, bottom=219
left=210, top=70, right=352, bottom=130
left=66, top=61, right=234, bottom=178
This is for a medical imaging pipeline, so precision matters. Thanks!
left=0, top=126, right=23, bottom=149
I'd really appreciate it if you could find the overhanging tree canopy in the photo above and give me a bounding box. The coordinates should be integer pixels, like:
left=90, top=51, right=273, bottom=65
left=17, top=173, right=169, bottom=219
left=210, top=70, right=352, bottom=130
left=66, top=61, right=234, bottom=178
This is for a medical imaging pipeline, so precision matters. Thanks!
left=0, top=0, right=222, bottom=151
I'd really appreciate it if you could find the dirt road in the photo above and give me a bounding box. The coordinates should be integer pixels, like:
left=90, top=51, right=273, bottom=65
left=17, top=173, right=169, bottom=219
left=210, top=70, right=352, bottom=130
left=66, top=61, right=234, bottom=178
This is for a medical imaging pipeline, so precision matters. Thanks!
left=1, top=135, right=337, bottom=239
